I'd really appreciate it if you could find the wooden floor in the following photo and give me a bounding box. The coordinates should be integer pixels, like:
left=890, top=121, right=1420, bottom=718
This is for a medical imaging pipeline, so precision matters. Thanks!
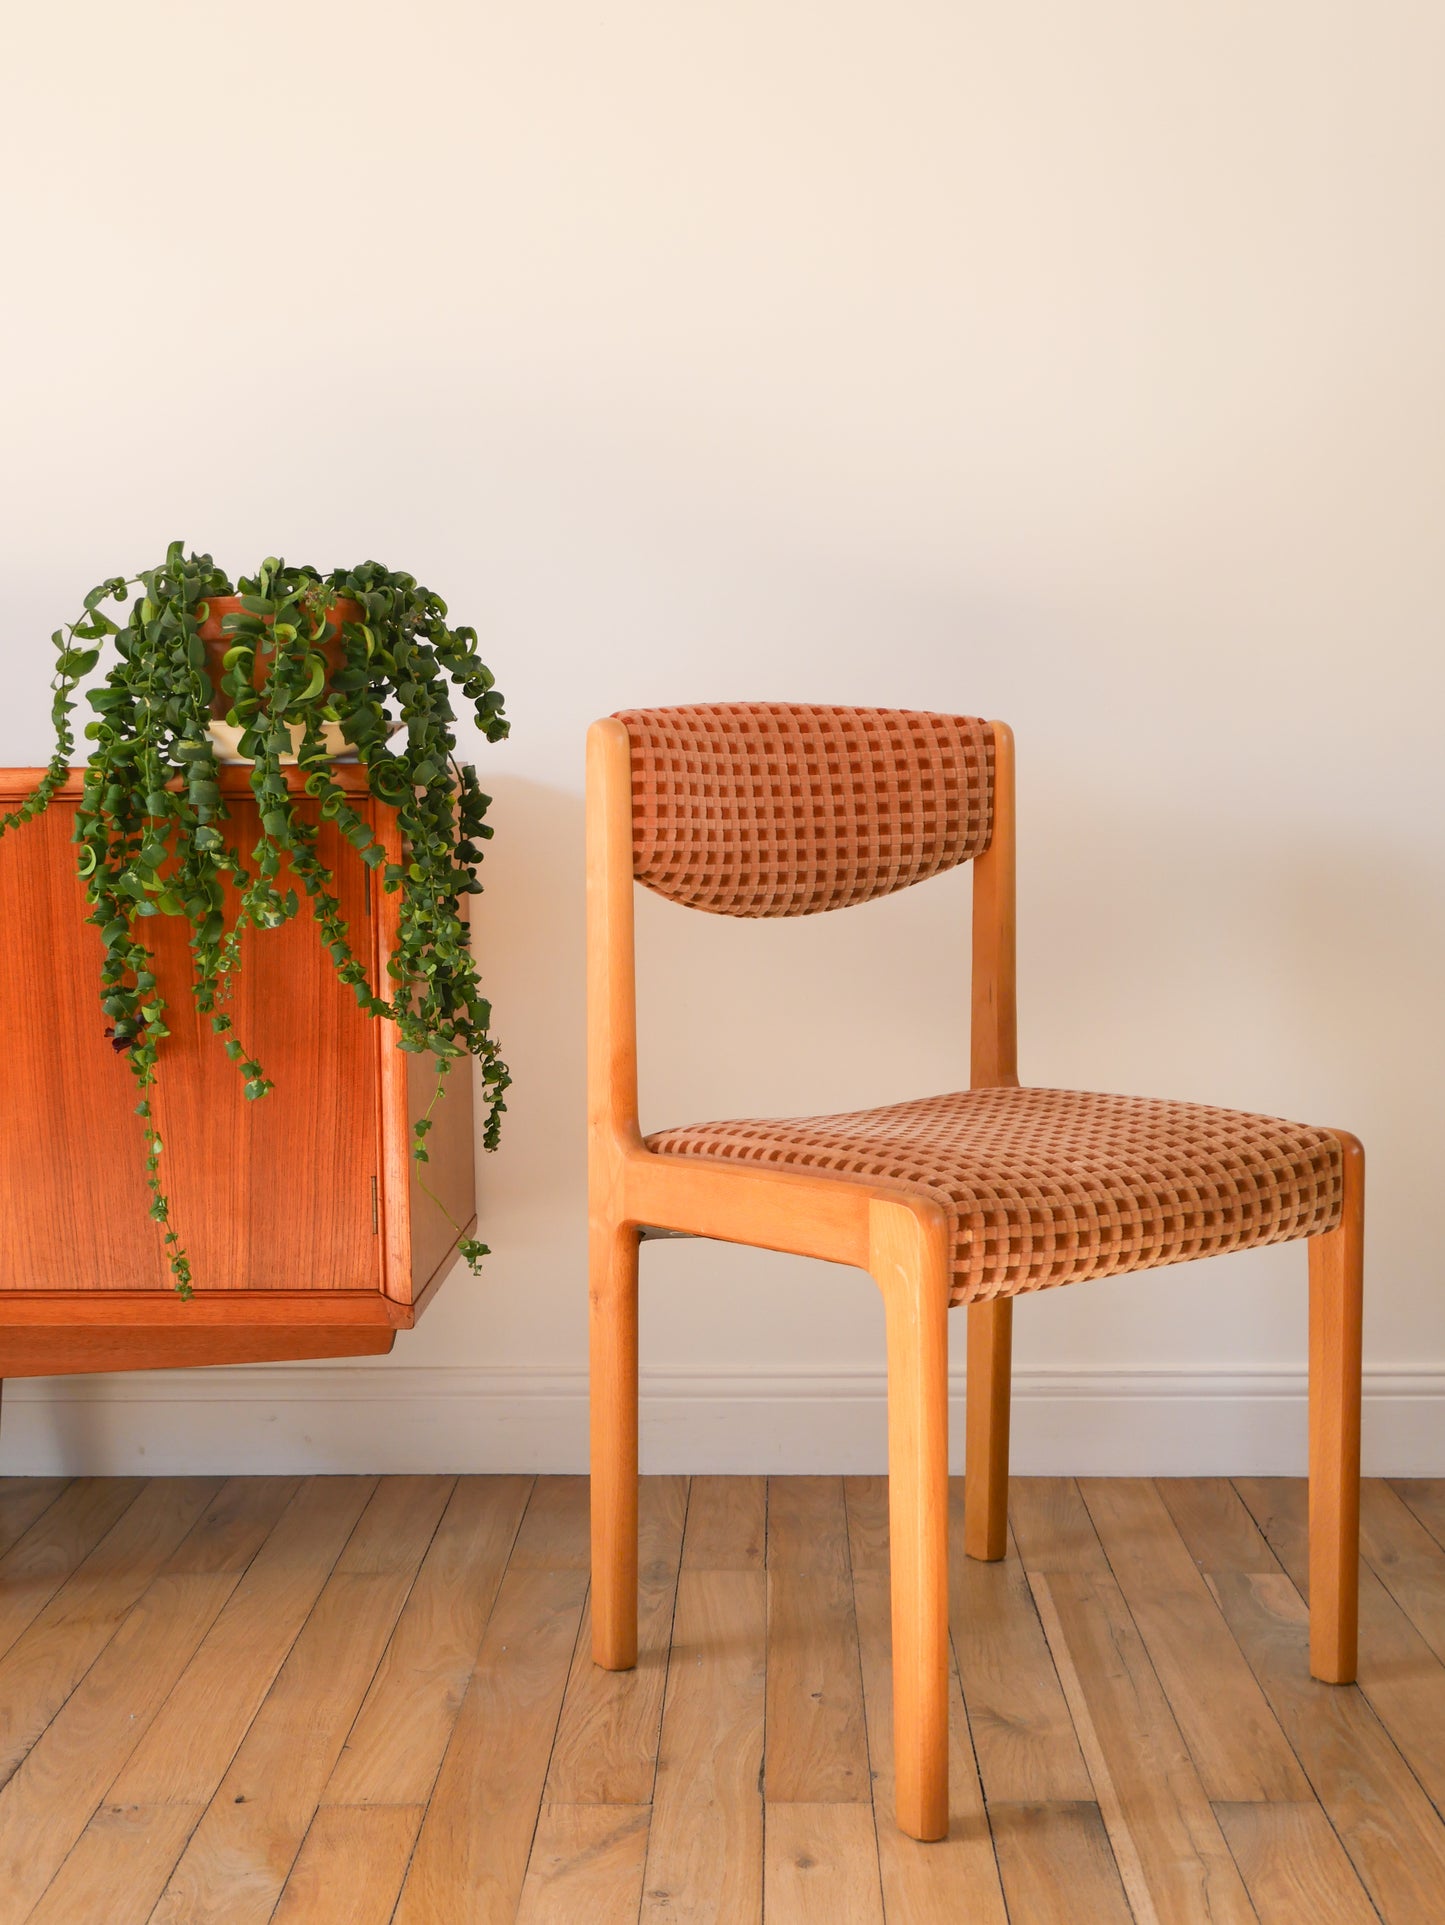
left=0, top=1475, right=1443, bottom=1922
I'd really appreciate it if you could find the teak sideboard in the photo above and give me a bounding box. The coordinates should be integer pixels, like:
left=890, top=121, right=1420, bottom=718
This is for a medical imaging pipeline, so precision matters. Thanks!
left=0, top=767, right=475, bottom=1378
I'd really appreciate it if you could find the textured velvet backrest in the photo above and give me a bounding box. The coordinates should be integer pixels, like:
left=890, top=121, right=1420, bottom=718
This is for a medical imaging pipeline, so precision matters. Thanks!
left=613, top=703, right=995, bottom=917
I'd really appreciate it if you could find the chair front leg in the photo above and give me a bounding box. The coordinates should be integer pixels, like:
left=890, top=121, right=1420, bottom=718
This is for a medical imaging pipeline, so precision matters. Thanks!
left=870, top=1198, right=951, bottom=1842
left=591, top=1216, right=640, bottom=1669
left=964, top=1296, right=1012, bottom=1560
left=1309, top=1129, right=1365, bottom=1685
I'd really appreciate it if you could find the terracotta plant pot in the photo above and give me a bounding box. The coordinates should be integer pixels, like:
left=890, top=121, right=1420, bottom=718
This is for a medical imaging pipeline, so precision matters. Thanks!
left=197, top=595, right=363, bottom=721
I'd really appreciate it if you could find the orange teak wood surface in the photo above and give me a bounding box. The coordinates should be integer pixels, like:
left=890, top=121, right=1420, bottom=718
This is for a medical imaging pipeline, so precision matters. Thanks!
left=0, top=767, right=476, bottom=1375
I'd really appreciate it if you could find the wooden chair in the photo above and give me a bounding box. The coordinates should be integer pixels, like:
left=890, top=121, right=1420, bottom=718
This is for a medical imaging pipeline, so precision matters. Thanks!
left=587, top=703, right=1363, bottom=1842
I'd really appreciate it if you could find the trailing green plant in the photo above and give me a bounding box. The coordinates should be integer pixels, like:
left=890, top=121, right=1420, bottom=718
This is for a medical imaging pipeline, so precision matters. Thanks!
left=0, top=542, right=509, bottom=1295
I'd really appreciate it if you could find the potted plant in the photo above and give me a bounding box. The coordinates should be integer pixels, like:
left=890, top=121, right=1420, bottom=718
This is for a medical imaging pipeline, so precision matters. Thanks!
left=0, top=541, right=509, bottom=1295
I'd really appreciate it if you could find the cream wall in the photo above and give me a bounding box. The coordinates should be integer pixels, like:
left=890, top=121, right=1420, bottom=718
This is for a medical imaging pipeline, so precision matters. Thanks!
left=3, top=1, right=1442, bottom=1474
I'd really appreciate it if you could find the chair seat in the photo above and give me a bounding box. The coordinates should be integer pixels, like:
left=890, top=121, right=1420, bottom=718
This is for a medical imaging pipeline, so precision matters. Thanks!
left=646, top=1086, right=1344, bottom=1303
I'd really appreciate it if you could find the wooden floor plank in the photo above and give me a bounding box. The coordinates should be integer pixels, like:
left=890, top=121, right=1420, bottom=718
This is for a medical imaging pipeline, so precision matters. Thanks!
left=765, top=1476, right=869, bottom=1803
left=1392, top=1479, right=1445, bottom=1552
left=393, top=1565, right=588, bottom=1924
left=1079, top=1476, right=1310, bottom=1801
left=1237, top=1474, right=1445, bottom=1813
left=25, top=1802, right=201, bottom=1925
left=768, top=1476, right=852, bottom=1578
left=109, top=1475, right=377, bottom=1807
left=1358, top=1477, right=1445, bottom=1664
left=641, top=1570, right=765, bottom=1924
left=152, top=1476, right=453, bottom=1925
left=947, top=1484, right=1093, bottom=1804
left=681, top=1475, right=764, bottom=1571
left=852, top=1568, right=1007, bottom=1924
left=0, top=1477, right=145, bottom=1665
left=1205, top=1565, right=1445, bottom=1919
left=1031, top=1571, right=1255, bottom=1923
left=0, top=1480, right=295, bottom=1918
left=325, top=1474, right=532, bottom=1807
left=272, top=1804, right=422, bottom=1925
left=162, top=1476, right=304, bottom=1576
left=764, top=1803, right=884, bottom=1924
left=0, top=1478, right=220, bottom=1784
left=546, top=1474, right=687, bottom=1803
left=0, top=1572, right=239, bottom=1924
left=1009, top=1477, right=1113, bottom=1576
left=3, top=1471, right=1441, bottom=1922
left=843, top=1475, right=891, bottom=1576
left=508, top=1474, right=591, bottom=1568
left=765, top=1574, right=869, bottom=1804
left=1214, top=1800, right=1380, bottom=1924
left=1157, top=1476, right=1282, bottom=1574
left=0, top=1477, right=68, bottom=1563
left=517, top=1804, right=650, bottom=1923
left=987, top=1802, right=1133, bottom=1925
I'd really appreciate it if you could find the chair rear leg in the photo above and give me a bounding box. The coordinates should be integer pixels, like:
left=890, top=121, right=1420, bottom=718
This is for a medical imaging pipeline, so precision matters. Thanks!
left=591, top=1218, right=640, bottom=1669
left=964, top=1296, right=1012, bottom=1561
left=871, top=1200, right=951, bottom=1842
left=1309, top=1130, right=1364, bottom=1685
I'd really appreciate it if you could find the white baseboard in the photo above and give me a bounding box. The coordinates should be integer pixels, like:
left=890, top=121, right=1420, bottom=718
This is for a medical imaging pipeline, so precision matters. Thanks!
left=1, top=1363, right=1440, bottom=1477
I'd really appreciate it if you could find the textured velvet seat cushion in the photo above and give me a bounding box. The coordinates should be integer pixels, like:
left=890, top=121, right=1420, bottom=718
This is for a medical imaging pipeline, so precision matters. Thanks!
left=615, top=703, right=994, bottom=916
left=647, top=1086, right=1343, bottom=1305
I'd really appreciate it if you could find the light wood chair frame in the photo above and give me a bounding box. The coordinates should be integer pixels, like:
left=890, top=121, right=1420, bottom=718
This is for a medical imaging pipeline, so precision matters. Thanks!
left=586, top=713, right=1364, bottom=1842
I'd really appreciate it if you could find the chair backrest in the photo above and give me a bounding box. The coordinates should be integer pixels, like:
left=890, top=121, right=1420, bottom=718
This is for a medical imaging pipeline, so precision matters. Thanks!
left=612, top=703, right=996, bottom=917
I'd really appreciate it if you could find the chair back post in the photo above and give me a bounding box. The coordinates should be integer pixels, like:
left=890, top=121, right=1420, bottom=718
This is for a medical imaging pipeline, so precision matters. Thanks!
left=971, top=721, right=1018, bottom=1090
left=586, top=718, right=645, bottom=1166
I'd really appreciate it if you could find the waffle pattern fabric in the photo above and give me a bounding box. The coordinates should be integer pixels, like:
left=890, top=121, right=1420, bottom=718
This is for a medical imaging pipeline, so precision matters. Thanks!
left=614, top=703, right=995, bottom=917
left=646, top=1086, right=1344, bottom=1305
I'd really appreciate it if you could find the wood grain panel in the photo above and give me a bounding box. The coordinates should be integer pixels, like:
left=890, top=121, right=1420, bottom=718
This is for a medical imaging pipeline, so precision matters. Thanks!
left=0, top=1316, right=397, bottom=1377
left=405, top=1043, right=477, bottom=1300
left=0, top=799, right=159, bottom=1285
left=0, top=786, right=384, bottom=1293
